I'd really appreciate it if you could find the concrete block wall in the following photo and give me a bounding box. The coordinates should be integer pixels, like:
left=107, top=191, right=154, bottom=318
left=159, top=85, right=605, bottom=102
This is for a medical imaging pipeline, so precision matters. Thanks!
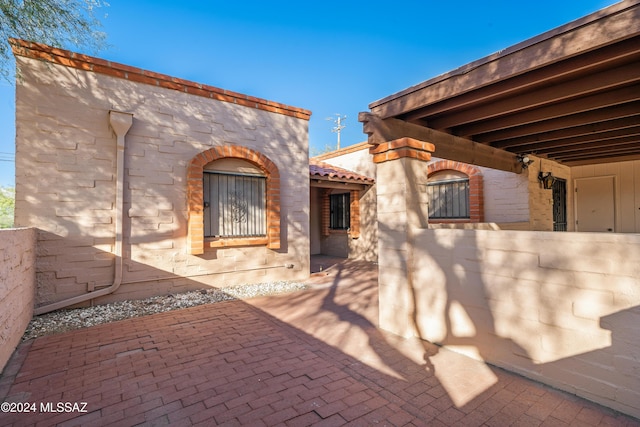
left=14, top=43, right=311, bottom=308
left=376, top=157, right=431, bottom=339
left=0, top=228, right=36, bottom=372
left=478, top=162, right=529, bottom=224
left=395, top=228, right=640, bottom=419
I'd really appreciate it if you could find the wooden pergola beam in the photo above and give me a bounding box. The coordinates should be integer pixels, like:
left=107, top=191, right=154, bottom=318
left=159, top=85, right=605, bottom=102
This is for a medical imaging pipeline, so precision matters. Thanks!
left=359, top=112, right=523, bottom=174
left=370, top=2, right=640, bottom=119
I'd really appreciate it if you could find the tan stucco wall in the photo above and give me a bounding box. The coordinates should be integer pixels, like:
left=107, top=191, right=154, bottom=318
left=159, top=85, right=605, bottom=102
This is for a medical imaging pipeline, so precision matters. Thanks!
left=325, top=148, right=535, bottom=241
left=323, top=149, right=640, bottom=236
left=0, top=228, right=36, bottom=372
left=319, top=146, right=377, bottom=178
left=384, top=228, right=640, bottom=419
left=314, top=147, right=378, bottom=262
left=15, top=56, right=310, bottom=307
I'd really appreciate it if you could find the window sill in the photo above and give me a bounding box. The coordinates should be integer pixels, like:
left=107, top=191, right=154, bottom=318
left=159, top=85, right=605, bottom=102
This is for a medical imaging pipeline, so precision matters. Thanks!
left=328, top=229, right=349, bottom=234
left=205, top=237, right=269, bottom=249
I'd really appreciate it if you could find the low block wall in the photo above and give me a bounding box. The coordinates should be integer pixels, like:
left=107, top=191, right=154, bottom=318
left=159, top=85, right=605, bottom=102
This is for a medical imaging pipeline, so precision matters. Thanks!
left=0, top=228, right=36, bottom=373
left=382, top=229, right=640, bottom=418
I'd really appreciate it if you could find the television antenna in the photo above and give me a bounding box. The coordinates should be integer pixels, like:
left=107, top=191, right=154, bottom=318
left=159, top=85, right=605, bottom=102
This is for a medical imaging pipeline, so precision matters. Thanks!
left=326, top=114, right=346, bottom=150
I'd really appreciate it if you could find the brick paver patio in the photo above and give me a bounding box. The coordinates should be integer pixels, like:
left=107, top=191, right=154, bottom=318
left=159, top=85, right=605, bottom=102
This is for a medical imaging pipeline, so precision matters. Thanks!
left=1, top=258, right=638, bottom=426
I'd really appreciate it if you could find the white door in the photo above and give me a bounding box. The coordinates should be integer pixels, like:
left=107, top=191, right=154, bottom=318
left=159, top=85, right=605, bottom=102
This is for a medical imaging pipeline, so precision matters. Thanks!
left=575, top=176, right=615, bottom=232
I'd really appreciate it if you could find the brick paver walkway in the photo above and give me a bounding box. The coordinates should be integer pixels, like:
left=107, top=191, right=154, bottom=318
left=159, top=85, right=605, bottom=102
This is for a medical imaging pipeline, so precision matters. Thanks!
left=1, top=259, right=638, bottom=426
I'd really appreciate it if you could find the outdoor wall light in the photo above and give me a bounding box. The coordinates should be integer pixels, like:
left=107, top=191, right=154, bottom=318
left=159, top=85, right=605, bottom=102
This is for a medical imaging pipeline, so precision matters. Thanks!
left=538, top=171, right=556, bottom=189
left=517, top=154, right=534, bottom=169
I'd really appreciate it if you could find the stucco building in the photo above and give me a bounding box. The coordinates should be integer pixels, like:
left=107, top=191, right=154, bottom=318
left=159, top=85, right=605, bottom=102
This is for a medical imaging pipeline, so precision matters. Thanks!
left=351, top=0, right=640, bottom=419
left=4, top=0, right=640, bottom=420
left=11, top=39, right=312, bottom=314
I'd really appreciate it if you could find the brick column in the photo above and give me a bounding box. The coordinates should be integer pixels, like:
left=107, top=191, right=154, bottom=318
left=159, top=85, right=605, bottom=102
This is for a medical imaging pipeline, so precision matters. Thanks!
left=321, top=189, right=331, bottom=237
left=349, top=189, right=360, bottom=239
left=371, top=137, right=435, bottom=338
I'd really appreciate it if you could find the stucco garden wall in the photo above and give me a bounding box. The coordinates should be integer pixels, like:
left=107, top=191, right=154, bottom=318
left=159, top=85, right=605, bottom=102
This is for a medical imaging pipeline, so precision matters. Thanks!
left=14, top=45, right=310, bottom=309
left=0, top=228, right=36, bottom=372
left=382, top=228, right=640, bottom=418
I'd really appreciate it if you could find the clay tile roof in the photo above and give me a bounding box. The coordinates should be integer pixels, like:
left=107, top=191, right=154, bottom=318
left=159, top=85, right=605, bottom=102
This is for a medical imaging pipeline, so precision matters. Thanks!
left=309, top=159, right=374, bottom=184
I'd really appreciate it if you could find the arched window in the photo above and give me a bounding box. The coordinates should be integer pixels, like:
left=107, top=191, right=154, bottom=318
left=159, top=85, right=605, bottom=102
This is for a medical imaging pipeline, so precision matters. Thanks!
left=203, top=159, right=266, bottom=238
left=187, top=145, right=280, bottom=254
left=428, top=170, right=470, bottom=219
left=427, top=160, right=484, bottom=223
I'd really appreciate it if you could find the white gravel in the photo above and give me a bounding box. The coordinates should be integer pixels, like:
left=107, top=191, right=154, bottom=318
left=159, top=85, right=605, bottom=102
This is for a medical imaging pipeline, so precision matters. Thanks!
left=23, top=281, right=307, bottom=341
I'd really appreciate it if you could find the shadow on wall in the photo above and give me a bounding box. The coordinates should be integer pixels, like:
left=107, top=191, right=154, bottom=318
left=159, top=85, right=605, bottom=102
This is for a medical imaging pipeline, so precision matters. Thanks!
left=2, top=254, right=638, bottom=425
left=374, top=158, right=640, bottom=419
left=0, top=260, right=534, bottom=425
left=0, top=228, right=36, bottom=373
left=407, top=228, right=640, bottom=419
left=35, top=228, right=302, bottom=309
left=15, top=54, right=311, bottom=309
left=348, top=184, right=378, bottom=262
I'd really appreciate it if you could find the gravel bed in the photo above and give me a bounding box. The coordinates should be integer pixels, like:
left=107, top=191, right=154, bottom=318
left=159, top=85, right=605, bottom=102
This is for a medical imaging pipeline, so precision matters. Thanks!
left=23, top=281, right=307, bottom=341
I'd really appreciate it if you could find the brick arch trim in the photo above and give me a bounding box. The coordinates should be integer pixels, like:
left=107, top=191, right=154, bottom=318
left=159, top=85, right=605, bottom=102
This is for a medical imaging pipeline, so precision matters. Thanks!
left=187, top=145, right=281, bottom=254
left=427, top=160, right=484, bottom=223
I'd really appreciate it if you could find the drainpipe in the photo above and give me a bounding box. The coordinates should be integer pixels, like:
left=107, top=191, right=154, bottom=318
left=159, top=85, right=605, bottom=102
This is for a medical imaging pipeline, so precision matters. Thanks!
left=34, top=111, right=133, bottom=316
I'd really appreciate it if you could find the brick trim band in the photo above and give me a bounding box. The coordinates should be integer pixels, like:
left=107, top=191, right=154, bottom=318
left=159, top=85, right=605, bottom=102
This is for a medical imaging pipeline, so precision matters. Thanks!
left=10, top=38, right=311, bottom=121
left=349, top=189, right=361, bottom=239
left=187, top=145, right=281, bottom=254
left=369, top=137, right=435, bottom=164
left=427, top=159, right=484, bottom=223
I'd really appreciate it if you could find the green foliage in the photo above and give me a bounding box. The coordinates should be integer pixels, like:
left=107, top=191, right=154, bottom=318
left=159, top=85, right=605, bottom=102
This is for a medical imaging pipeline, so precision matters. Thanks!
left=0, top=186, right=15, bottom=228
left=0, top=0, right=108, bottom=82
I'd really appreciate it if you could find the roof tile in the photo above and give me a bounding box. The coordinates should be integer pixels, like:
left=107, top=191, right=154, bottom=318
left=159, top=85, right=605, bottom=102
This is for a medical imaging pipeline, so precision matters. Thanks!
left=309, top=159, right=374, bottom=184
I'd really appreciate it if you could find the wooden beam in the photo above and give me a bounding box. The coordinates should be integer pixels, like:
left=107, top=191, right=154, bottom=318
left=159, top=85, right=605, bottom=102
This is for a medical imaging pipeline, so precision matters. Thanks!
left=359, top=112, right=523, bottom=173
left=507, top=126, right=640, bottom=154
left=486, top=116, right=640, bottom=148
left=475, top=102, right=640, bottom=143
left=455, top=85, right=640, bottom=137
left=398, top=37, right=640, bottom=123
left=565, top=153, right=640, bottom=166
left=370, top=3, right=640, bottom=118
left=427, top=61, right=640, bottom=130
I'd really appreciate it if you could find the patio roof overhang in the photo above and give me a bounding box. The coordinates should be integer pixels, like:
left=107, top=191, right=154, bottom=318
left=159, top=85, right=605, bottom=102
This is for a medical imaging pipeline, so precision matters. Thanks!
left=360, top=0, right=640, bottom=173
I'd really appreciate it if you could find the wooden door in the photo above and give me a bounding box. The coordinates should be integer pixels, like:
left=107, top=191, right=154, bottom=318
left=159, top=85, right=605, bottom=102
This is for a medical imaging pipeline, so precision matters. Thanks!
left=575, top=177, right=615, bottom=232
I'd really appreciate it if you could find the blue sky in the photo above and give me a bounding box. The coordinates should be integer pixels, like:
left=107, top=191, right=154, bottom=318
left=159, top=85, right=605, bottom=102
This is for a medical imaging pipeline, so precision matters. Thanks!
left=0, top=0, right=617, bottom=187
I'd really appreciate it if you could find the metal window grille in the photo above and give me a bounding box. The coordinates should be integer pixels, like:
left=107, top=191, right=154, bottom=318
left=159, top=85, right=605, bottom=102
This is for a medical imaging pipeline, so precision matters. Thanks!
left=553, top=179, right=567, bottom=231
left=330, top=193, right=350, bottom=230
left=203, top=172, right=266, bottom=238
left=427, top=179, right=470, bottom=219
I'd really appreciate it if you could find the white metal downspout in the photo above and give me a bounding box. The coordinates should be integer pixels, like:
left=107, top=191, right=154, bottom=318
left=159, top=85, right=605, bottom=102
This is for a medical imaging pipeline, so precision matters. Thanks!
left=34, top=111, right=133, bottom=316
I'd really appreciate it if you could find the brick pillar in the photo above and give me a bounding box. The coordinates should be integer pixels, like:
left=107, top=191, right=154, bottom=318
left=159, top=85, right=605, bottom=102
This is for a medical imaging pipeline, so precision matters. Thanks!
left=349, top=189, right=360, bottom=239
left=321, top=189, right=331, bottom=237
left=371, top=137, right=435, bottom=338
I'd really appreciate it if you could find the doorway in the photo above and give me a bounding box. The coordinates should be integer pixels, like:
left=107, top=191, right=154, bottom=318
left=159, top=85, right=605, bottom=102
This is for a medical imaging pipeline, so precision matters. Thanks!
left=552, top=179, right=567, bottom=231
left=575, top=176, right=615, bottom=232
